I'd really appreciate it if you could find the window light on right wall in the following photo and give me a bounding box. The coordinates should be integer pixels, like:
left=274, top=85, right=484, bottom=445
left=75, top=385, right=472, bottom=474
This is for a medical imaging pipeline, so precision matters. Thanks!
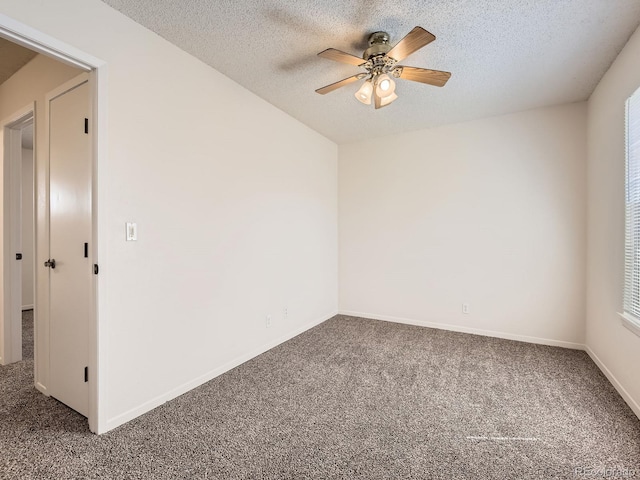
left=622, top=85, right=640, bottom=337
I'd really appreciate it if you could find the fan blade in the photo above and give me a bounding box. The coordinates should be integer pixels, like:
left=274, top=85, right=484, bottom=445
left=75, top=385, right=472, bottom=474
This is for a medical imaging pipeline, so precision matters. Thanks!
left=387, top=27, right=436, bottom=61
left=318, top=48, right=366, bottom=66
left=397, top=66, right=451, bottom=87
left=315, top=74, right=363, bottom=95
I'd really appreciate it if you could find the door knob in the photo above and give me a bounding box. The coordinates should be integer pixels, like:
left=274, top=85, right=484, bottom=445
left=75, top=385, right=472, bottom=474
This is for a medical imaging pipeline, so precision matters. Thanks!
left=44, top=259, right=56, bottom=269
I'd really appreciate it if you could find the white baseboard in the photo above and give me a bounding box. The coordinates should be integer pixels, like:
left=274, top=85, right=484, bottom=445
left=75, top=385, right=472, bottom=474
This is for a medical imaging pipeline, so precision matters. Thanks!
left=584, top=345, right=640, bottom=420
left=105, top=310, right=337, bottom=433
left=339, top=310, right=585, bottom=350
left=21, top=305, right=34, bottom=311
left=35, top=381, right=48, bottom=396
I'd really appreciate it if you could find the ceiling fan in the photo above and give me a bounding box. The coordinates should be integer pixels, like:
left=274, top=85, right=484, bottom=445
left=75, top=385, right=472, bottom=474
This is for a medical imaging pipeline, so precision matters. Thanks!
left=315, top=26, right=451, bottom=109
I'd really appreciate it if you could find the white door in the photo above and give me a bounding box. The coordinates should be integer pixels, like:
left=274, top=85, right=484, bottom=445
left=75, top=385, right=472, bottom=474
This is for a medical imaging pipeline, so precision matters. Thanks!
left=47, top=79, right=91, bottom=417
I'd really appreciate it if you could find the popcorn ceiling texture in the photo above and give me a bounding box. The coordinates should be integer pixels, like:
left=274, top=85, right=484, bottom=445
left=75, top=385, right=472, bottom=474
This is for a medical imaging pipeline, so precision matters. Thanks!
left=100, top=0, right=640, bottom=143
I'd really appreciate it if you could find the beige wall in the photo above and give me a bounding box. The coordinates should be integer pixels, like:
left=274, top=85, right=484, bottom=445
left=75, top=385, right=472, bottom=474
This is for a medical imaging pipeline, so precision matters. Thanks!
left=339, top=102, right=588, bottom=347
left=0, top=0, right=339, bottom=432
left=586, top=25, right=640, bottom=417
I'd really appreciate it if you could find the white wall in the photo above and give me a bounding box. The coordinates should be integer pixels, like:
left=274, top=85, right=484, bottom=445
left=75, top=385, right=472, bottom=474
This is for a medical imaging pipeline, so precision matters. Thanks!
left=11, top=0, right=637, bottom=433
left=340, top=103, right=587, bottom=347
left=0, top=54, right=82, bottom=368
left=0, top=0, right=338, bottom=432
left=586, top=25, right=640, bottom=417
left=21, top=146, right=33, bottom=309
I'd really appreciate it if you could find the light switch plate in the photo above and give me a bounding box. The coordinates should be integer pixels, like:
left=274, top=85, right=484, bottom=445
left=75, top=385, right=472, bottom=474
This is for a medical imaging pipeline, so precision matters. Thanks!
left=126, top=222, right=137, bottom=241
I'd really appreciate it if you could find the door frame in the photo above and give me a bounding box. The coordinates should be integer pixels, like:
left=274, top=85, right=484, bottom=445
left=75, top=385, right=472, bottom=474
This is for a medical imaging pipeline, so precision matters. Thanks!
left=1, top=105, right=33, bottom=365
left=0, top=13, right=108, bottom=434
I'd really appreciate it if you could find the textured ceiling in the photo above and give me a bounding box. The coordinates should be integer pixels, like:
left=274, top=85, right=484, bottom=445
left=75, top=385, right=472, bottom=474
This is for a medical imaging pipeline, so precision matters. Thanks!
left=0, top=37, right=37, bottom=86
left=101, top=0, right=640, bottom=144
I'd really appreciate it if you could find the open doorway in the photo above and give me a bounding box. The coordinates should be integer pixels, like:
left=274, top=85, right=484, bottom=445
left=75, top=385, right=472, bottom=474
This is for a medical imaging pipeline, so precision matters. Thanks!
left=21, top=123, right=35, bottom=315
left=2, top=112, right=36, bottom=363
left=0, top=21, right=105, bottom=431
left=1, top=108, right=33, bottom=364
left=21, top=123, right=35, bottom=361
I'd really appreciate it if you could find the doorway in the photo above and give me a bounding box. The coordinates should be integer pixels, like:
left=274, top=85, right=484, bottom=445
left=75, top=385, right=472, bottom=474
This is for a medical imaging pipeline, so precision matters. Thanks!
left=1, top=108, right=34, bottom=365
left=0, top=18, right=106, bottom=432
left=21, top=123, right=35, bottom=317
left=2, top=74, right=91, bottom=418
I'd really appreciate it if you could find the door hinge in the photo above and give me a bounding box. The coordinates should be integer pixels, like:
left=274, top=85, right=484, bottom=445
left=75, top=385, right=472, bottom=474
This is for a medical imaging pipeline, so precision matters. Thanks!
left=84, top=118, right=89, bottom=134
left=16, top=253, right=22, bottom=260
left=84, top=243, right=88, bottom=258
left=93, top=264, right=99, bottom=275
left=84, top=366, right=88, bottom=382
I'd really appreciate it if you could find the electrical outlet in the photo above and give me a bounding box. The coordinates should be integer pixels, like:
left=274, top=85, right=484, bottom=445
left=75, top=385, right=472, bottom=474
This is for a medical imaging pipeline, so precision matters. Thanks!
left=462, top=303, right=470, bottom=314
left=283, top=307, right=288, bottom=319
left=266, top=315, right=272, bottom=328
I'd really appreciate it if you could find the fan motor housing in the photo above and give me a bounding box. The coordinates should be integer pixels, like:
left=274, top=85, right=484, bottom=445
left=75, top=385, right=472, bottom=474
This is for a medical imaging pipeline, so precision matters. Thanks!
left=363, top=31, right=391, bottom=59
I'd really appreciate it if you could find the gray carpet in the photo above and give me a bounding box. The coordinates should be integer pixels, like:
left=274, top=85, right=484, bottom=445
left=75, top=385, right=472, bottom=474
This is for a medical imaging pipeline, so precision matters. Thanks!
left=1, top=313, right=640, bottom=479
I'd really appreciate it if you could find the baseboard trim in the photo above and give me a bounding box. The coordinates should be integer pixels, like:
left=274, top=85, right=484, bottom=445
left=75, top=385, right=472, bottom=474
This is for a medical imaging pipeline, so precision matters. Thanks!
left=584, top=345, right=640, bottom=420
left=21, top=305, right=34, bottom=311
left=105, top=310, right=337, bottom=433
left=35, top=381, right=48, bottom=396
left=339, top=310, right=585, bottom=350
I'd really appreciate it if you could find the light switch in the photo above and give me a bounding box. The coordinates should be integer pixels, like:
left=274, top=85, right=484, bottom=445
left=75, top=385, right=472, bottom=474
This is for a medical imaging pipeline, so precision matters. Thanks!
left=126, top=222, right=137, bottom=241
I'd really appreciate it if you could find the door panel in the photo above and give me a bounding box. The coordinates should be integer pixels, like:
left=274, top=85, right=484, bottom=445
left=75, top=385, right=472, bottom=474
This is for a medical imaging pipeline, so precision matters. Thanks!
left=48, top=80, right=91, bottom=417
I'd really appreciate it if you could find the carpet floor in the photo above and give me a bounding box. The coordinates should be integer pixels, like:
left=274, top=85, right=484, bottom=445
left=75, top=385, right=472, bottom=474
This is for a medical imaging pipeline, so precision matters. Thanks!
left=1, top=313, right=640, bottom=479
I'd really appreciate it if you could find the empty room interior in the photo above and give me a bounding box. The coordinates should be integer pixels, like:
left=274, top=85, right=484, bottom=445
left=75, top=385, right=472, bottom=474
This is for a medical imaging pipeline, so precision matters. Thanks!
left=1, top=0, right=640, bottom=478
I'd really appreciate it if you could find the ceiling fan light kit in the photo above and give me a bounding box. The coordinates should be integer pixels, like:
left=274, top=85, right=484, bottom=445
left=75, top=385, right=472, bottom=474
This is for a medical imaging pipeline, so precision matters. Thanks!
left=355, top=80, right=374, bottom=104
left=316, top=26, right=451, bottom=110
left=376, top=72, right=396, bottom=92
left=379, top=92, right=398, bottom=108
